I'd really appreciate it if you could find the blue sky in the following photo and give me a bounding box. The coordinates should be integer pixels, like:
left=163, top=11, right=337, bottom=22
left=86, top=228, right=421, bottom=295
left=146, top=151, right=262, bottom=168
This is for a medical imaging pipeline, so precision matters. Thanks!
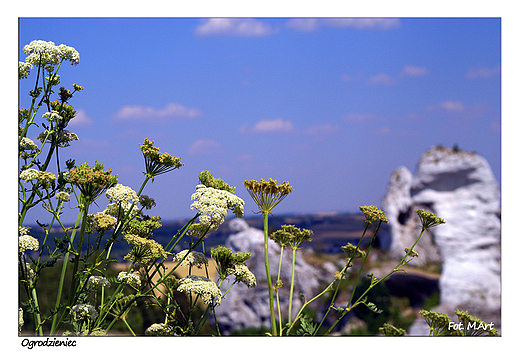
left=18, top=17, right=501, bottom=224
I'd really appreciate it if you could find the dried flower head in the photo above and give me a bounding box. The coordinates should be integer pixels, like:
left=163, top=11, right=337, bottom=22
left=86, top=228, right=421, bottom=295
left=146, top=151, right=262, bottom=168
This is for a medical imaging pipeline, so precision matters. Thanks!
left=359, top=205, right=388, bottom=224
left=125, top=216, right=162, bottom=239
left=404, top=247, right=419, bottom=258
left=379, top=323, right=407, bottom=336
left=198, top=170, right=236, bottom=193
left=211, top=245, right=252, bottom=281
left=176, top=275, right=222, bottom=306
left=139, top=138, right=183, bottom=178
left=341, top=242, right=366, bottom=259
left=243, top=178, right=293, bottom=214
left=455, top=309, right=499, bottom=336
left=67, top=161, right=118, bottom=202
left=123, top=234, right=167, bottom=264
left=270, top=224, right=313, bottom=249
left=416, top=209, right=446, bottom=230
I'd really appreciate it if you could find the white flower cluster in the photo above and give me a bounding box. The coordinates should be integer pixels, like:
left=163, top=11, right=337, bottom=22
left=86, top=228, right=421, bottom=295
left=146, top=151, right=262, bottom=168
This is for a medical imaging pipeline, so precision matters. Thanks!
left=23, top=40, right=80, bottom=66
left=19, top=61, right=33, bottom=79
left=37, top=130, right=79, bottom=147
left=19, top=235, right=39, bottom=253
left=55, top=191, right=71, bottom=202
left=106, top=184, right=139, bottom=204
left=145, top=323, right=174, bottom=336
left=190, top=184, right=245, bottom=230
left=71, top=304, right=98, bottom=321
left=176, top=275, right=222, bottom=306
left=20, top=137, right=38, bottom=151
left=117, top=271, right=141, bottom=288
left=87, top=276, right=111, bottom=288
left=42, top=110, right=63, bottom=122
left=231, top=263, right=257, bottom=288
left=19, top=308, right=24, bottom=334
left=19, top=168, right=40, bottom=183
left=173, top=249, right=208, bottom=268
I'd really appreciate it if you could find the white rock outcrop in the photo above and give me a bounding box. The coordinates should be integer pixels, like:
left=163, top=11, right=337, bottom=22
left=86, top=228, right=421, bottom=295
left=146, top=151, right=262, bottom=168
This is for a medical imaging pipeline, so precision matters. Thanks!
left=381, top=146, right=501, bottom=334
left=214, top=218, right=322, bottom=334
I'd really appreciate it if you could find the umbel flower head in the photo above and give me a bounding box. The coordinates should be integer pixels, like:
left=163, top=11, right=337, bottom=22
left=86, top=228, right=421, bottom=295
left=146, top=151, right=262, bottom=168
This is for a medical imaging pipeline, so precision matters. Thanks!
left=67, top=161, right=118, bottom=203
left=416, top=209, right=446, bottom=230
left=173, top=249, right=208, bottom=269
left=123, top=234, right=167, bottom=265
left=190, top=184, right=245, bottom=231
left=140, top=138, right=183, bottom=179
left=198, top=170, right=236, bottom=193
left=211, top=245, right=253, bottom=283
left=23, top=40, right=80, bottom=67
left=270, top=224, right=313, bottom=250
left=359, top=205, right=388, bottom=224
left=176, top=275, right=222, bottom=306
left=243, top=178, right=293, bottom=214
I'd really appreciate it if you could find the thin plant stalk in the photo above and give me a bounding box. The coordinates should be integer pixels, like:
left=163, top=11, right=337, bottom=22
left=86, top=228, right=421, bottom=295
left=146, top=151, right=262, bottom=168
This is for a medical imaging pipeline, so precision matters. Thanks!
left=262, top=211, right=278, bottom=336
left=287, top=247, right=297, bottom=328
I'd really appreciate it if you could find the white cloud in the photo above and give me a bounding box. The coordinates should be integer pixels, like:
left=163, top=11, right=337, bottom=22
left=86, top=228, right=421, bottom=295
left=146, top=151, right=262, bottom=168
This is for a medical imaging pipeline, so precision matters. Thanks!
left=324, top=18, right=401, bottom=30
left=188, top=139, right=222, bottom=155
left=195, top=18, right=275, bottom=37
left=438, top=101, right=466, bottom=112
left=69, top=109, right=93, bottom=127
left=466, top=65, right=501, bottom=79
left=285, top=19, right=319, bottom=32
left=368, top=72, right=396, bottom=86
left=240, top=119, right=295, bottom=134
left=113, top=102, right=202, bottom=121
left=286, top=18, right=401, bottom=32
left=401, top=65, right=429, bottom=77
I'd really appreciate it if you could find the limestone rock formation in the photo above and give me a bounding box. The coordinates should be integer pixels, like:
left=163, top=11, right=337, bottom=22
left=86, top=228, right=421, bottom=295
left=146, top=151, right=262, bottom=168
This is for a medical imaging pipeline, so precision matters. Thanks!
left=213, top=218, right=323, bottom=334
left=380, top=146, right=501, bottom=334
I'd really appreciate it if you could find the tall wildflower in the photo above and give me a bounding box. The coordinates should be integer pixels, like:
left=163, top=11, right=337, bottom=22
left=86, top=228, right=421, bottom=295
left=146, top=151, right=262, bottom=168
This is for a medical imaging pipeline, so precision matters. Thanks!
left=243, top=178, right=293, bottom=336
left=243, top=178, right=293, bottom=214
left=140, top=138, right=183, bottom=179
left=67, top=161, right=118, bottom=204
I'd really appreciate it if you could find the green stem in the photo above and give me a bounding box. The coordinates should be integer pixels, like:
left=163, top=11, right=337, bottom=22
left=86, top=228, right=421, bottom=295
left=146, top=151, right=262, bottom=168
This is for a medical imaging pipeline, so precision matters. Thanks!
left=263, top=211, right=277, bottom=336
left=31, top=287, right=44, bottom=336
left=313, top=222, right=370, bottom=335
left=288, top=247, right=297, bottom=328
left=50, top=208, right=83, bottom=335
left=122, top=318, right=136, bottom=336
left=275, top=246, right=284, bottom=335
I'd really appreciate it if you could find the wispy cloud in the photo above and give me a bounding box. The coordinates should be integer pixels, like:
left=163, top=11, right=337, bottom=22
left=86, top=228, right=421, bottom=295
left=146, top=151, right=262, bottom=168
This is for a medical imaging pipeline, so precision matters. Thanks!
left=188, top=139, right=222, bottom=155
left=368, top=72, right=397, bottom=86
left=286, top=18, right=401, bottom=32
left=466, top=65, right=500, bottom=79
left=240, top=118, right=295, bottom=134
left=432, top=100, right=466, bottom=112
left=69, top=109, right=93, bottom=127
left=400, top=65, right=428, bottom=77
left=113, top=102, right=202, bottom=122
left=195, top=18, right=275, bottom=37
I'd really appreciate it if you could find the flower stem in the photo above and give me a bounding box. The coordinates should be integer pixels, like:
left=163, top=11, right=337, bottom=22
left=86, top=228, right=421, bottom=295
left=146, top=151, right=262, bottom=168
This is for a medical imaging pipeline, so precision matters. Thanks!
left=288, top=247, right=297, bottom=328
left=263, top=211, right=278, bottom=336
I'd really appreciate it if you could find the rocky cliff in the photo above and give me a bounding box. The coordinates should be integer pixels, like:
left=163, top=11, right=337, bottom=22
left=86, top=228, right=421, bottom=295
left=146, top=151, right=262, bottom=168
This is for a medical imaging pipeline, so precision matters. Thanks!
left=213, top=218, right=325, bottom=334
left=380, top=146, right=501, bottom=334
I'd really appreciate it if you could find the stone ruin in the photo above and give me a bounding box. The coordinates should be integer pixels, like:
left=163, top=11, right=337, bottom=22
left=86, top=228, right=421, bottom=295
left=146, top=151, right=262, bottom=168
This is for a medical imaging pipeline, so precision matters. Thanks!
left=380, top=146, right=501, bottom=334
